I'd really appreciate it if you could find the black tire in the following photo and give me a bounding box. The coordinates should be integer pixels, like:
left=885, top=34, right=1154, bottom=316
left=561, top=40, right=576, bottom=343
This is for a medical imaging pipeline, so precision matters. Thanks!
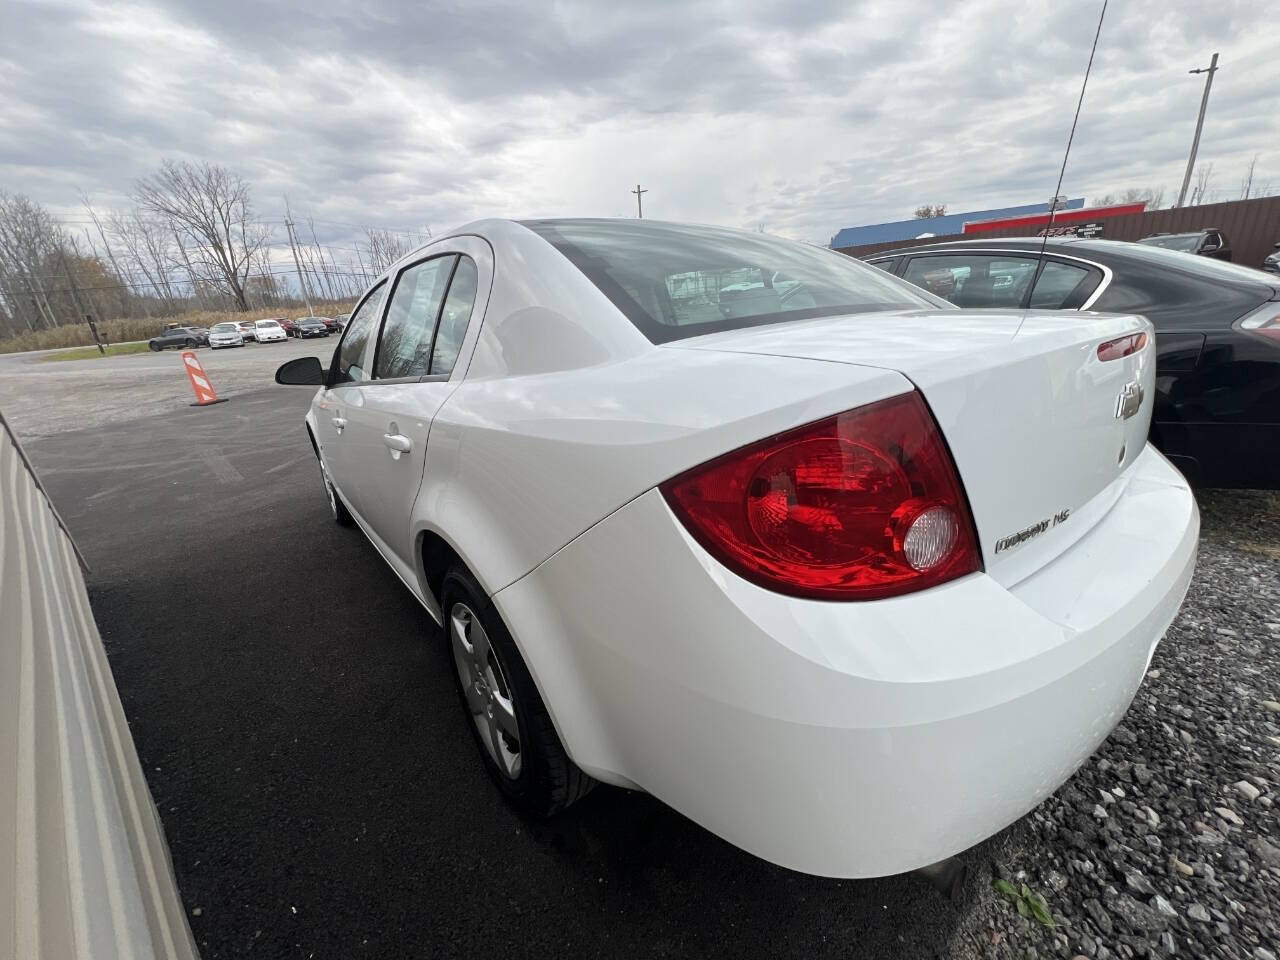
left=441, top=565, right=594, bottom=817
left=148, top=341, right=161, bottom=352
left=184, top=338, right=196, bottom=348
left=318, top=457, right=353, bottom=526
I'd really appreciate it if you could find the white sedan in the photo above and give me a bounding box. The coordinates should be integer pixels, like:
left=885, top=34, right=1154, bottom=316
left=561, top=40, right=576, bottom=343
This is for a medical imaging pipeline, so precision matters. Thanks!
left=274, top=218, right=1197, bottom=879
left=254, top=319, right=288, bottom=343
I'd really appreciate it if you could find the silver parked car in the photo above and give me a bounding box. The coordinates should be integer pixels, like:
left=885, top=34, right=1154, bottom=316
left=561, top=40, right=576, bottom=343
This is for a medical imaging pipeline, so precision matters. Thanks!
left=208, top=321, right=245, bottom=349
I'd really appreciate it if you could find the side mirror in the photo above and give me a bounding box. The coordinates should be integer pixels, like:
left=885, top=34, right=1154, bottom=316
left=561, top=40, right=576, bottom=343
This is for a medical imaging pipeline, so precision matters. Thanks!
left=275, top=356, right=326, bottom=386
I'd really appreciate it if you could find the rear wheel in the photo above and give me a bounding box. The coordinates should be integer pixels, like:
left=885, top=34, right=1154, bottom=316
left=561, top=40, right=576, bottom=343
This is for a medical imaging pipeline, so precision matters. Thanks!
left=184, top=338, right=195, bottom=348
left=319, top=457, right=353, bottom=526
left=442, top=566, right=594, bottom=816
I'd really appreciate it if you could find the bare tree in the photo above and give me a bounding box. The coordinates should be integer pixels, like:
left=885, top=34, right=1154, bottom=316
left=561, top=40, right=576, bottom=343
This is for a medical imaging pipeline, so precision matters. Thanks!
left=1093, top=187, right=1164, bottom=209
left=107, top=208, right=181, bottom=312
left=1239, top=156, right=1258, bottom=200
left=0, top=190, right=63, bottom=330
left=135, top=159, right=269, bottom=311
left=1189, top=163, right=1214, bottom=206
left=912, top=204, right=947, bottom=219
left=361, top=227, right=415, bottom=273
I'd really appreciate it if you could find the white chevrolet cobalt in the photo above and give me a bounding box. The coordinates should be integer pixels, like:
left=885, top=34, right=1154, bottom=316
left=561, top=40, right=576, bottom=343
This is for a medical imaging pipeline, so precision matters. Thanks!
left=275, top=219, right=1197, bottom=879
left=254, top=318, right=288, bottom=343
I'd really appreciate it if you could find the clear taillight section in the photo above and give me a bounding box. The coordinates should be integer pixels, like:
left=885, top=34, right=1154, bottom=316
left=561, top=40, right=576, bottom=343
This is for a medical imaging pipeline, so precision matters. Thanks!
left=660, top=391, right=981, bottom=601
left=1239, top=308, right=1280, bottom=344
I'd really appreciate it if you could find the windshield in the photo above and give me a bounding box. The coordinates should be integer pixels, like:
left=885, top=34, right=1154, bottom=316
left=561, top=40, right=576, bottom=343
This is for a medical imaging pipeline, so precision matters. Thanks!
left=257, top=321, right=280, bottom=328
left=1137, top=234, right=1201, bottom=252
left=210, top=323, right=238, bottom=333
left=521, top=219, right=938, bottom=344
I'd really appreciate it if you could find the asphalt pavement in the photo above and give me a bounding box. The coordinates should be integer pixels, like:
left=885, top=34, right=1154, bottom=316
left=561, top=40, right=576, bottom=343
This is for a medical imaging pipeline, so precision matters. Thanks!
left=23, top=385, right=979, bottom=959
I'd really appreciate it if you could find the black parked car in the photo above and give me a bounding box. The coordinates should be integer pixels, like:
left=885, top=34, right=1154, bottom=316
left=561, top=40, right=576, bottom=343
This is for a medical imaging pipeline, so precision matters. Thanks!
left=1262, top=242, right=1280, bottom=276
left=295, top=317, right=330, bottom=338
left=865, top=238, right=1280, bottom=488
left=1137, top=228, right=1232, bottom=261
left=147, top=325, right=208, bottom=351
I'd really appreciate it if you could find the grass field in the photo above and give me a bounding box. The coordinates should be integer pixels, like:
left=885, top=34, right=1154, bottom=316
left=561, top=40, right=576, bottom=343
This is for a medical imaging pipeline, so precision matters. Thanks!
left=39, top=342, right=154, bottom=362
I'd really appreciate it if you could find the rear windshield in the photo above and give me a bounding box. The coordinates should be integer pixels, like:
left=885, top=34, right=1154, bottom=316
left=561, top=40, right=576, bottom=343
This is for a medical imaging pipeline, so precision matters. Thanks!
left=1137, top=234, right=1201, bottom=252
left=521, top=219, right=938, bottom=343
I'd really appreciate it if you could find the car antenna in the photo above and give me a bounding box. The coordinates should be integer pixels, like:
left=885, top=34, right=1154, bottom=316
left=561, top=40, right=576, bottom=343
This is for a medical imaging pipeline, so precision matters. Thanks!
left=1027, top=0, right=1108, bottom=328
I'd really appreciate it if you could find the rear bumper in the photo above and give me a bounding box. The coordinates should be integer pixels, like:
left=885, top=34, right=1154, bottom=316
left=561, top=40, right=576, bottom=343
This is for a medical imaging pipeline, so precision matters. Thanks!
left=494, top=444, right=1198, bottom=877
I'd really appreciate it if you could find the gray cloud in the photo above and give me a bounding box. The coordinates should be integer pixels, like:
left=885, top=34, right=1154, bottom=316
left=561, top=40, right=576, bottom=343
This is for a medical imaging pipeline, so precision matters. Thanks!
left=2, top=0, right=1277, bottom=266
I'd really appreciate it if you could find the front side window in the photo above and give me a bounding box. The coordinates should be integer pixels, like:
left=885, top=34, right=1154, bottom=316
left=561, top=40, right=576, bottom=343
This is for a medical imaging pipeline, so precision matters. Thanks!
left=333, top=280, right=387, bottom=384
left=376, top=256, right=457, bottom=380
left=521, top=219, right=934, bottom=344
left=902, top=254, right=1038, bottom=307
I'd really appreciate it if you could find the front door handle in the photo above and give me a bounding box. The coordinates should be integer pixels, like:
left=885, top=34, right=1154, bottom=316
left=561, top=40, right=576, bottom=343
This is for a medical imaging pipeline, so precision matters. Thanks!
left=332, top=416, right=347, bottom=433
left=383, top=433, right=412, bottom=460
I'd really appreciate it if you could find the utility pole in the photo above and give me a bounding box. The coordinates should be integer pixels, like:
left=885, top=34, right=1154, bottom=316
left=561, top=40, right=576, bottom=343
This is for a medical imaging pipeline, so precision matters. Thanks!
left=1176, top=52, right=1219, bottom=208
left=56, top=243, right=103, bottom=354
left=631, top=184, right=648, bottom=218
left=283, top=196, right=314, bottom=316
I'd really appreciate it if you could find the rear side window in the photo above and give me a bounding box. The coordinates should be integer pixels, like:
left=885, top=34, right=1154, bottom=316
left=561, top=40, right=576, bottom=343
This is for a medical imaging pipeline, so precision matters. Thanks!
left=376, top=255, right=458, bottom=380
left=333, top=280, right=387, bottom=384
left=431, top=257, right=478, bottom=376
left=521, top=219, right=933, bottom=344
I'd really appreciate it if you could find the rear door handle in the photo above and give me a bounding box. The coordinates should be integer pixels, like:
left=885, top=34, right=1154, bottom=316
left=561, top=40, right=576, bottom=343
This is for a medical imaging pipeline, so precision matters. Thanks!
left=383, top=433, right=412, bottom=460
left=332, top=416, right=347, bottom=433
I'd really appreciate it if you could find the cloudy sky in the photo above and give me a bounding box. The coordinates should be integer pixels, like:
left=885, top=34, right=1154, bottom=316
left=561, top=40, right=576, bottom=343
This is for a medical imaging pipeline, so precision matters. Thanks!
left=2, top=0, right=1277, bottom=260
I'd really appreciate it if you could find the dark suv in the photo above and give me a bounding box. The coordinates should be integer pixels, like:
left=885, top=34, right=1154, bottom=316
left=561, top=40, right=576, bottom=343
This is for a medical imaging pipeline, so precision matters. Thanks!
left=1137, top=228, right=1232, bottom=261
left=147, top=326, right=208, bottom=351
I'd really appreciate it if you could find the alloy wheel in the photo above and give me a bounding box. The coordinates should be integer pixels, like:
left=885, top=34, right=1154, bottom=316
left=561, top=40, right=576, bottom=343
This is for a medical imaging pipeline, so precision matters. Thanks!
left=450, top=602, right=521, bottom=779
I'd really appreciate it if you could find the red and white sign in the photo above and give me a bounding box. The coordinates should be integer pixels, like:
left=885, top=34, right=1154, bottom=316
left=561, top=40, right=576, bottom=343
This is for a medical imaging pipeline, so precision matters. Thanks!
left=961, top=202, right=1147, bottom=235
left=181, top=351, right=220, bottom=406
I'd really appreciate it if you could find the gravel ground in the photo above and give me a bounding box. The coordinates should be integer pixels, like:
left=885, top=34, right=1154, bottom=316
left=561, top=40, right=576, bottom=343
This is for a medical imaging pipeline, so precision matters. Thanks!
left=951, top=489, right=1280, bottom=960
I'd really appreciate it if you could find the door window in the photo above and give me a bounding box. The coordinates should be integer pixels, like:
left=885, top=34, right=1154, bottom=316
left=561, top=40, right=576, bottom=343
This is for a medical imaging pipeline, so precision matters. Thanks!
left=375, top=256, right=458, bottom=380
left=431, top=257, right=479, bottom=376
left=332, top=280, right=387, bottom=384
left=1029, top=261, right=1093, bottom=308
left=903, top=254, right=1039, bottom=307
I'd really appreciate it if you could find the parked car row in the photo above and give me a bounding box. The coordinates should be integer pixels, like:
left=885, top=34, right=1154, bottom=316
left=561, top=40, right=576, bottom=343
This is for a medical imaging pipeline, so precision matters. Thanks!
left=154, top=315, right=348, bottom=351
left=865, top=237, right=1280, bottom=489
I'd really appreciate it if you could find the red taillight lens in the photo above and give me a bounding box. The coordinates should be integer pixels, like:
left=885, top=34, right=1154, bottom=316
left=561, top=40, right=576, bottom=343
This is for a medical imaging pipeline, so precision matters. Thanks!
left=1097, top=331, right=1148, bottom=361
left=660, top=391, right=981, bottom=600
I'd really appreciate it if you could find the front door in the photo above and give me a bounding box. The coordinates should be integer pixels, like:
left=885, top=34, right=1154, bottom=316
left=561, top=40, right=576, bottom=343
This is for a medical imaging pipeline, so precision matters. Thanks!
left=340, top=243, right=486, bottom=573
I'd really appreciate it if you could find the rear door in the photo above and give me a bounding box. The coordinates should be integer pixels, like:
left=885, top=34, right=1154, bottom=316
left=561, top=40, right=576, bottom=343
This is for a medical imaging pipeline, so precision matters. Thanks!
left=337, top=237, right=491, bottom=572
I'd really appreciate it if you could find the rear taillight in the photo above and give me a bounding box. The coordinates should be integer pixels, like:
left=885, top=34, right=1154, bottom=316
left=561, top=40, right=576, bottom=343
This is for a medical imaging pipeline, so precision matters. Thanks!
left=660, top=391, right=981, bottom=601
left=1097, top=331, right=1148, bottom=361
left=1239, top=308, right=1280, bottom=344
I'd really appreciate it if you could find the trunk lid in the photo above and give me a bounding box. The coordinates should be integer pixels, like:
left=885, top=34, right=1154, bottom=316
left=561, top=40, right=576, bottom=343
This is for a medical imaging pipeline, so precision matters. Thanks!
left=668, top=308, right=1156, bottom=587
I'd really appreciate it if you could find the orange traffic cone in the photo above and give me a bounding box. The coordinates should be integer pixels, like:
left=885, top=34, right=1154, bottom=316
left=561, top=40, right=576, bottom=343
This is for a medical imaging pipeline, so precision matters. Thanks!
left=182, top=351, right=227, bottom=406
